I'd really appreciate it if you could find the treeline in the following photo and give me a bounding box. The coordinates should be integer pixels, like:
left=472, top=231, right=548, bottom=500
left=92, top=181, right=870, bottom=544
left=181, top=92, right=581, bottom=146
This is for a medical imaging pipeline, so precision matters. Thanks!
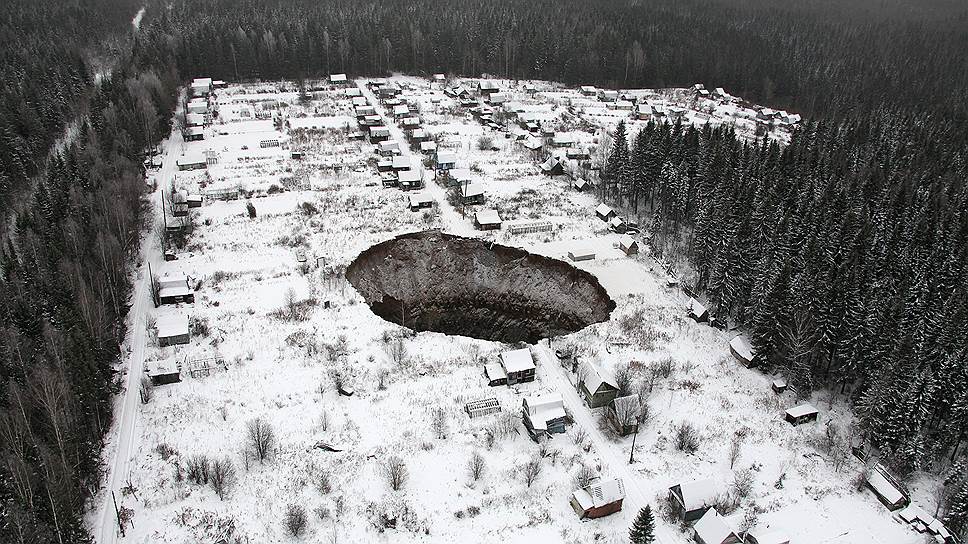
left=0, top=1, right=180, bottom=543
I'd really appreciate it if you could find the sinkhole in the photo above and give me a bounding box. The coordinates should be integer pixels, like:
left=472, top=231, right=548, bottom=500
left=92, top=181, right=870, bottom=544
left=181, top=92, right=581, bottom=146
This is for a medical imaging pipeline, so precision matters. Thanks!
left=345, top=230, right=615, bottom=343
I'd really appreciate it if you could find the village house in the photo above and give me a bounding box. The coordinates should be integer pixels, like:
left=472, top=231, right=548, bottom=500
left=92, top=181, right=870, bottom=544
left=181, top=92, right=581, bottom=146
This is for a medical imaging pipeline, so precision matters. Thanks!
left=396, top=169, right=422, bottom=190
left=619, top=234, right=639, bottom=256
left=345, top=87, right=362, bottom=97
left=176, top=153, right=207, bottom=171
left=599, top=89, right=619, bottom=102
left=419, top=141, right=437, bottom=153
left=368, top=125, right=390, bottom=143
left=596, top=203, right=616, bottom=221
left=187, top=97, right=208, bottom=114
left=407, top=192, right=433, bottom=212
left=478, top=79, right=500, bottom=96
left=459, top=181, right=485, bottom=205
left=185, top=112, right=205, bottom=127
left=487, top=92, right=508, bottom=105
left=157, top=314, right=190, bottom=347
left=146, top=360, right=181, bottom=386
left=400, top=116, right=420, bottom=129
left=728, top=334, right=756, bottom=367
left=157, top=273, right=195, bottom=305
left=447, top=168, right=473, bottom=188
left=578, top=361, right=620, bottom=408
left=866, top=463, right=909, bottom=510
left=484, top=361, right=507, bottom=386
left=568, top=246, right=596, bottom=262
left=609, top=216, right=626, bottom=232
left=190, top=77, right=213, bottom=97
left=784, top=403, right=819, bottom=426
left=474, top=209, right=502, bottom=230
left=607, top=394, right=642, bottom=436
left=499, top=348, right=535, bottom=384
left=378, top=140, right=400, bottom=156
left=435, top=150, right=457, bottom=171
left=540, top=157, right=564, bottom=176
left=170, top=191, right=189, bottom=217
left=580, top=85, right=598, bottom=96
left=329, top=73, right=348, bottom=85
left=182, top=126, right=203, bottom=142
left=392, top=104, right=410, bottom=119
left=522, top=393, right=568, bottom=440
left=570, top=478, right=625, bottom=520
left=574, top=178, right=592, bottom=192
left=693, top=509, right=741, bottom=544
left=668, top=478, right=720, bottom=523
left=186, top=194, right=203, bottom=208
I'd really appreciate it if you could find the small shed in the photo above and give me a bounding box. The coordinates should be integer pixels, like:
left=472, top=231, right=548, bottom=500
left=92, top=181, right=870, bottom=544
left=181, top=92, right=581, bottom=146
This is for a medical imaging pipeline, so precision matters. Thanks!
left=574, top=178, right=591, bottom=192
left=771, top=379, right=787, bottom=394
left=540, top=157, right=565, bottom=176
left=668, top=478, right=720, bottom=523
left=607, top=395, right=642, bottom=436
left=499, top=348, right=535, bottom=384
left=392, top=104, right=410, bottom=118
left=378, top=140, right=400, bottom=156
left=146, top=360, right=181, bottom=386
left=571, top=478, right=625, bottom=520
left=694, top=509, right=741, bottom=544
left=368, top=126, right=390, bottom=143
left=784, top=403, right=819, bottom=426
left=176, top=154, right=207, bottom=171
left=728, top=335, right=756, bottom=367
left=465, top=398, right=501, bottom=418
left=157, top=274, right=195, bottom=305
left=186, top=194, right=203, bottom=208
left=484, top=363, right=507, bottom=387
left=596, top=203, right=616, bottom=221
left=522, top=393, right=567, bottom=439
left=688, top=298, right=709, bottom=322
left=391, top=155, right=413, bottom=171
left=580, top=85, right=598, bottom=96
left=474, top=209, right=502, bottom=230
left=609, top=216, right=625, bottom=232
left=866, top=464, right=909, bottom=511
left=345, top=87, right=362, bottom=97
left=619, top=235, right=638, bottom=256
left=397, top=169, right=422, bottom=190
left=460, top=181, right=485, bottom=205
left=408, top=192, right=434, bottom=211
left=478, top=80, right=500, bottom=96
left=157, top=314, right=190, bottom=347
left=578, top=361, right=620, bottom=408
left=568, top=247, right=596, bottom=262
left=329, top=73, right=348, bottom=84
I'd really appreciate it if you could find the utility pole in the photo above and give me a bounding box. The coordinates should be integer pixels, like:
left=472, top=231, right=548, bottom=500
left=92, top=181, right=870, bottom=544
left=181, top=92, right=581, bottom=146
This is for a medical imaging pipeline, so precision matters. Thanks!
left=629, top=424, right=639, bottom=464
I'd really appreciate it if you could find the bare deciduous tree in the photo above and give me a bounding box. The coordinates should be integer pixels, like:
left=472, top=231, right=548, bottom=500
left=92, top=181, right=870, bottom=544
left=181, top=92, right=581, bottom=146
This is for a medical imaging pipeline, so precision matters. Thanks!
left=209, top=457, right=236, bottom=500
left=284, top=503, right=308, bottom=537
left=573, top=464, right=596, bottom=489
left=613, top=362, right=634, bottom=397
left=520, top=456, right=542, bottom=488
left=729, top=432, right=745, bottom=469
left=246, top=417, right=275, bottom=462
left=467, top=451, right=486, bottom=481
left=382, top=455, right=408, bottom=491
left=430, top=406, right=448, bottom=439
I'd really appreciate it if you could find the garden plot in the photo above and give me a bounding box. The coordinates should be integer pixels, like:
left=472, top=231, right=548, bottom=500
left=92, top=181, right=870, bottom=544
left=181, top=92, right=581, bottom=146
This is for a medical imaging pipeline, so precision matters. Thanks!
left=123, top=77, right=922, bottom=544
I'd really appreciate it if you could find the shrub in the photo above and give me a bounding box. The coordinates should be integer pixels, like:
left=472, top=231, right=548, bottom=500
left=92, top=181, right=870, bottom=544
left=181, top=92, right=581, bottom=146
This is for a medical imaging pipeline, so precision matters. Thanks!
left=246, top=201, right=257, bottom=218
left=382, top=455, right=408, bottom=491
left=477, top=135, right=494, bottom=150
left=284, top=503, right=308, bottom=537
left=467, top=451, right=486, bottom=481
left=189, top=315, right=210, bottom=337
left=673, top=422, right=700, bottom=453
left=186, top=454, right=211, bottom=485
left=316, top=469, right=332, bottom=495
left=519, top=456, right=542, bottom=487
left=209, top=457, right=237, bottom=500
left=154, top=443, right=178, bottom=460
left=246, top=417, right=275, bottom=462
left=573, top=464, right=596, bottom=489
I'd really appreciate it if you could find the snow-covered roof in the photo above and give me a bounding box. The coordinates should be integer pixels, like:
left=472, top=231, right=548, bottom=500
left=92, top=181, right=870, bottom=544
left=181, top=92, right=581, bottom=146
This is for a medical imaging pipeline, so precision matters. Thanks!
left=392, top=104, right=409, bottom=116
left=379, top=140, right=400, bottom=151
left=146, top=359, right=179, bottom=377
left=500, top=348, right=534, bottom=373
left=786, top=403, right=818, bottom=419
left=580, top=85, right=597, bottom=93
left=449, top=168, right=472, bottom=182
left=569, top=246, right=595, bottom=260
left=694, top=509, right=737, bottom=544
left=552, top=133, right=574, bottom=145
left=580, top=361, right=617, bottom=394
left=461, top=181, right=484, bottom=198
left=391, top=155, right=412, bottom=169
left=867, top=465, right=905, bottom=505
left=157, top=314, right=189, bottom=339
left=523, top=393, right=565, bottom=430
left=746, top=527, right=790, bottom=544
left=574, top=178, right=589, bottom=189
left=689, top=297, right=708, bottom=316
left=369, top=126, right=390, bottom=136
left=475, top=209, right=501, bottom=226
left=330, top=73, right=347, bottom=82
left=609, top=216, right=624, bottom=228
left=612, top=394, right=640, bottom=415
left=673, top=478, right=719, bottom=511
left=420, top=141, right=437, bottom=151
left=478, top=80, right=500, bottom=91
left=523, top=137, right=543, bottom=150
left=410, top=129, right=426, bottom=138
left=352, top=96, right=367, bottom=106
left=355, top=105, right=375, bottom=115
left=176, top=153, right=206, bottom=166
left=484, top=362, right=506, bottom=382
left=572, top=478, right=625, bottom=510
left=397, top=169, right=421, bottom=183
left=619, top=234, right=637, bottom=251
left=401, top=117, right=420, bottom=126
left=345, top=87, right=362, bottom=97
left=540, top=157, right=560, bottom=171
left=433, top=73, right=445, bottom=80
left=729, top=335, right=754, bottom=361
left=408, top=192, right=433, bottom=206
left=596, top=203, right=614, bottom=217
left=436, top=151, right=457, bottom=164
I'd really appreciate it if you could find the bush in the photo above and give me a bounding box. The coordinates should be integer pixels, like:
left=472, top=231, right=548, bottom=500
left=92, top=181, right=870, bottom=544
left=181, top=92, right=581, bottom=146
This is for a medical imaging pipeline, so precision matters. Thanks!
left=246, top=201, right=257, bottom=218
left=573, top=464, right=596, bottom=489
left=477, top=135, right=494, bottom=150
left=189, top=315, right=210, bottom=337
left=209, top=457, right=237, bottom=500
left=284, top=503, right=308, bottom=537
left=316, top=469, right=332, bottom=494
left=186, top=454, right=211, bottom=485
left=154, top=443, right=178, bottom=460
left=673, top=421, right=700, bottom=453
left=382, top=455, right=408, bottom=491
left=246, top=417, right=275, bottom=462
left=467, top=451, right=486, bottom=481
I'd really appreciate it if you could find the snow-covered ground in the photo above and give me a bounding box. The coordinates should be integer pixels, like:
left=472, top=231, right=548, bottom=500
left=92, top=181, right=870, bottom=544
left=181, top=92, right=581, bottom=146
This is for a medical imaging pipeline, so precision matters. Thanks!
left=102, top=76, right=934, bottom=544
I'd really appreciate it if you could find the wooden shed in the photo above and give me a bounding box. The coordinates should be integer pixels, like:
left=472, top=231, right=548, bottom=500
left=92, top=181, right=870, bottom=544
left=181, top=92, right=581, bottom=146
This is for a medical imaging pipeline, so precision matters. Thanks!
left=484, top=363, right=507, bottom=387
left=146, top=360, right=181, bottom=386
left=578, top=362, right=620, bottom=408
left=728, top=335, right=756, bottom=367
left=157, top=274, right=195, bottom=305
left=568, top=247, right=596, bottom=262
left=596, top=203, right=616, bottom=221
left=668, top=478, right=720, bottom=523
left=688, top=298, right=709, bottom=323
left=619, top=235, right=639, bottom=256
left=474, top=209, right=502, bottom=230
left=694, top=509, right=741, bottom=544
left=157, top=314, right=190, bottom=347
left=784, top=403, right=819, bottom=426
left=522, top=393, right=567, bottom=440
left=571, top=478, right=625, bottom=520
left=866, top=464, right=909, bottom=511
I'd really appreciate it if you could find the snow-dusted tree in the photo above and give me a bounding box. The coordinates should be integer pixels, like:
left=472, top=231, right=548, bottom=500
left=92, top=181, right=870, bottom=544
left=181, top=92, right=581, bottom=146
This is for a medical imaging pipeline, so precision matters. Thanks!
left=382, top=455, right=408, bottom=491
left=628, top=505, right=655, bottom=544
left=519, top=456, right=542, bottom=488
left=246, top=417, right=275, bottom=463
left=467, top=451, right=486, bottom=482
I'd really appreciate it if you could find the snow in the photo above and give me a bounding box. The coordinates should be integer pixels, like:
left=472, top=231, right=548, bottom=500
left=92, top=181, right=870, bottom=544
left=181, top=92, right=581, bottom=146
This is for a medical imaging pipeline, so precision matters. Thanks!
left=474, top=209, right=502, bottom=226
left=156, top=314, right=189, bottom=338
left=785, top=403, right=819, bottom=419
left=729, top=334, right=754, bottom=361
left=500, top=348, right=535, bottom=373
left=676, top=478, right=721, bottom=511
left=867, top=466, right=905, bottom=505
left=573, top=478, right=625, bottom=510
left=523, top=393, right=566, bottom=431
left=693, top=509, right=737, bottom=544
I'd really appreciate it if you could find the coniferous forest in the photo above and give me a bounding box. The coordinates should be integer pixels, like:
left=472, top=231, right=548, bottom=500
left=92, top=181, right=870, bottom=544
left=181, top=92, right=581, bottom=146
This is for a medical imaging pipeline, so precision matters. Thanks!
left=1, top=0, right=967, bottom=541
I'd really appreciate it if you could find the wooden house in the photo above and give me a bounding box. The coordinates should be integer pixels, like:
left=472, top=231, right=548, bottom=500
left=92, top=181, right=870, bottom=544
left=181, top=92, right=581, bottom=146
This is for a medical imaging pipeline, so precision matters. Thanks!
left=378, top=140, right=401, bottom=156
left=392, top=104, right=410, bottom=119
left=368, top=126, right=390, bottom=143
left=176, top=154, right=207, bottom=171
left=607, top=395, right=641, bottom=436
left=784, top=403, right=819, bottom=426
left=157, top=273, right=195, bottom=305
left=484, top=362, right=507, bottom=386
left=693, top=509, right=741, bottom=544
left=329, top=73, right=348, bottom=85
left=728, top=335, right=756, bottom=367
left=190, top=77, right=213, bottom=97
left=420, top=141, right=438, bottom=154
left=146, top=360, right=181, bottom=385
left=157, top=314, right=190, bottom=347
left=460, top=181, right=485, bottom=205
left=407, top=192, right=434, bottom=211
left=397, top=169, right=422, bottom=190
left=596, top=203, right=616, bottom=221
left=435, top=151, right=457, bottom=171
left=474, top=209, right=502, bottom=230
left=571, top=478, right=625, bottom=520
left=599, top=89, right=619, bottom=102
left=580, top=85, right=598, bottom=96
left=447, top=168, right=473, bottom=188
left=668, top=478, right=720, bottom=523
left=186, top=195, right=203, bottom=208
left=478, top=80, right=500, bottom=96
left=688, top=298, right=709, bottom=322
left=187, top=98, right=208, bottom=114
left=522, top=393, right=567, bottom=439
left=578, top=361, right=620, bottom=408
left=499, top=348, right=535, bottom=384
left=771, top=379, right=787, bottom=394
left=540, top=157, right=565, bottom=176
left=744, top=528, right=790, bottom=544
left=574, top=178, right=592, bottom=192
left=619, top=235, right=639, bottom=256
left=866, top=464, right=909, bottom=511
left=609, top=216, right=626, bottom=232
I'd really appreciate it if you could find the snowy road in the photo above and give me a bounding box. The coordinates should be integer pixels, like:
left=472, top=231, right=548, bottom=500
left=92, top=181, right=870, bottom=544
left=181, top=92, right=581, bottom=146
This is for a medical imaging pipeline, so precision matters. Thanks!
left=535, top=345, right=686, bottom=544
left=92, top=132, right=171, bottom=544
left=356, top=80, right=472, bottom=235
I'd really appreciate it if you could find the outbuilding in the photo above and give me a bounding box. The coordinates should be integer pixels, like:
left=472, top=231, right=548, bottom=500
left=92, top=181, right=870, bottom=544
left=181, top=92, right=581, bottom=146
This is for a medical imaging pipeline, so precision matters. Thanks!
left=578, top=361, right=620, bottom=408
left=499, top=348, right=535, bottom=384
left=368, top=126, right=390, bottom=143
left=668, top=478, right=720, bottom=523
left=784, top=403, right=819, bottom=426
left=408, top=192, right=434, bottom=211
left=571, top=479, right=625, bottom=520
left=728, top=335, right=756, bottom=367
left=157, top=273, right=195, bottom=305
left=693, top=509, right=741, bottom=544
left=484, top=363, right=507, bottom=386
left=176, top=154, right=207, bottom=171
left=568, top=247, right=596, bottom=262
left=474, top=209, right=502, bottom=230
left=540, top=157, right=565, bottom=176
left=866, top=464, right=909, bottom=511
left=397, top=169, right=422, bottom=190
left=688, top=298, right=709, bottom=322
left=595, top=203, right=616, bottom=221
left=157, top=314, right=190, bottom=347
left=478, top=80, right=500, bottom=96
left=522, top=393, right=568, bottom=439
left=619, top=235, right=639, bottom=256
left=146, top=360, right=181, bottom=385
left=574, top=178, right=592, bottom=192
left=330, top=73, right=348, bottom=85
left=465, top=398, right=501, bottom=419
left=607, top=395, right=642, bottom=436
left=435, top=151, right=457, bottom=170
left=459, top=181, right=485, bottom=205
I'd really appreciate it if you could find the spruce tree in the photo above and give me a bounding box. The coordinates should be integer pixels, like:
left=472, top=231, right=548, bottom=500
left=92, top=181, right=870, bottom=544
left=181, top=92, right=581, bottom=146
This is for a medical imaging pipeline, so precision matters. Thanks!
left=629, top=505, right=656, bottom=544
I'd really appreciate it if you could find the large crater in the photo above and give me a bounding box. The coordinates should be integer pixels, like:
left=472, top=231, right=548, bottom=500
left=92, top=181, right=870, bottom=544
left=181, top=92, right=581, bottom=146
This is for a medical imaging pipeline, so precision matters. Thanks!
left=346, top=230, right=615, bottom=343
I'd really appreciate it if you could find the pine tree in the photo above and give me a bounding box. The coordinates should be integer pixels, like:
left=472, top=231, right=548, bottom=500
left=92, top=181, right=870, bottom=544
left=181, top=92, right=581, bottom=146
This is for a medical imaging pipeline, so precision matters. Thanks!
left=629, top=505, right=655, bottom=544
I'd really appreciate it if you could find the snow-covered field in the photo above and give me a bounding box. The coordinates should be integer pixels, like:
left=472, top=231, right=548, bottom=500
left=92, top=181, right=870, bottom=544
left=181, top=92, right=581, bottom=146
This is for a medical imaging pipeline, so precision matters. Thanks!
left=116, top=76, right=933, bottom=544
